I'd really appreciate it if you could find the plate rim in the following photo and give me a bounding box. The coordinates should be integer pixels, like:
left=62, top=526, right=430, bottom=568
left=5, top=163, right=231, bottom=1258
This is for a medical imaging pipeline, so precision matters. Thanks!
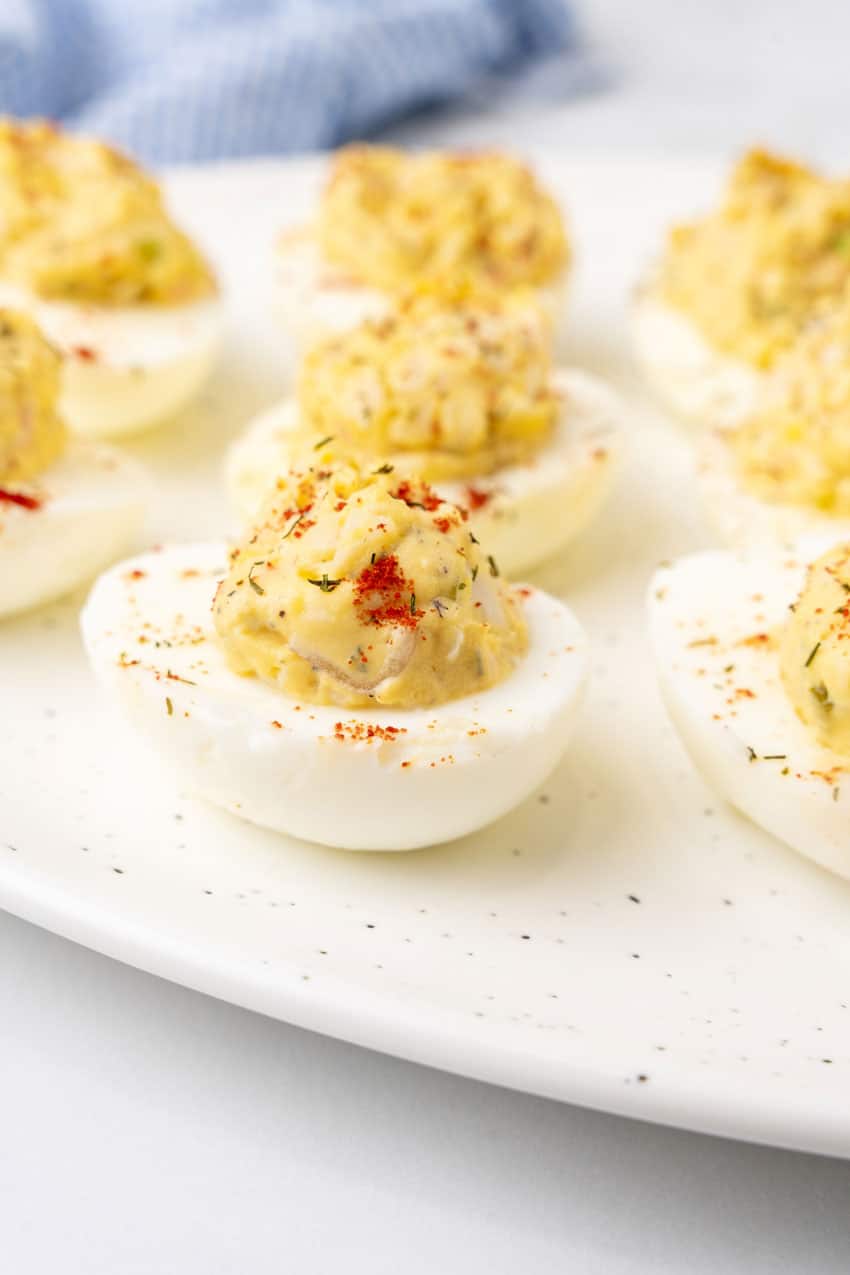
left=1, top=857, right=847, bottom=1160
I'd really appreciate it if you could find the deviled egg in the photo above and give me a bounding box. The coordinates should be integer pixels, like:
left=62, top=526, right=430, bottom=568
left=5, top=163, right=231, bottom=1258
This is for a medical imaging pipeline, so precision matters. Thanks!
left=275, top=144, right=570, bottom=348
left=0, top=309, right=146, bottom=616
left=698, top=291, right=850, bottom=548
left=227, top=289, right=621, bottom=575
left=650, top=538, right=850, bottom=879
left=634, top=150, right=850, bottom=427
left=82, top=459, right=588, bottom=851
left=0, top=117, right=222, bottom=438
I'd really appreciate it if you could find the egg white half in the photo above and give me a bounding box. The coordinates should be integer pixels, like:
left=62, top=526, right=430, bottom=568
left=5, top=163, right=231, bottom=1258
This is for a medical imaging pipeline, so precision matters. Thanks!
left=224, top=369, right=622, bottom=576
left=0, top=282, right=223, bottom=439
left=632, top=289, right=762, bottom=429
left=274, top=226, right=569, bottom=352
left=698, top=428, right=850, bottom=551
left=0, top=441, right=147, bottom=617
left=649, top=542, right=850, bottom=879
left=81, top=541, right=589, bottom=851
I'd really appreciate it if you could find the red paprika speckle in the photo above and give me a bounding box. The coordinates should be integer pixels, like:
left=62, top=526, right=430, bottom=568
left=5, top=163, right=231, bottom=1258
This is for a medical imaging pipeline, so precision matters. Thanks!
left=0, top=487, right=41, bottom=510
left=433, top=514, right=456, bottom=534
left=392, top=479, right=442, bottom=511
left=464, top=485, right=491, bottom=511
left=354, top=553, right=422, bottom=628
left=72, top=345, right=98, bottom=362
left=333, top=720, right=407, bottom=743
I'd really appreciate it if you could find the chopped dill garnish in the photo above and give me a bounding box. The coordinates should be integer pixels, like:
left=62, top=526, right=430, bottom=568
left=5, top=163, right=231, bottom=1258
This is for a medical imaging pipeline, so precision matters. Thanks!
left=810, top=682, right=833, bottom=710
left=313, top=435, right=334, bottom=450
left=471, top=564, right=479, bottom=582
left=308, top=574, right=342, bottom=592
left=373, top=462, right=394, bottom=474
left=165, top=696, right=173, bottom=716
left=805, top=641, right=821, bottom=668
left=410, top=592, right=416, bottom=615
left=248, top=561, right=266, bottom=595
left=487, top=554, right=499, bottom=578
left=282, top=513, right=303, bottom=539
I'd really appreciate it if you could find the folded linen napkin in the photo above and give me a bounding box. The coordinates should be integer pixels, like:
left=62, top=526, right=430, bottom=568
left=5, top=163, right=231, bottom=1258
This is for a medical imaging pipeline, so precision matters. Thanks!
left=0, top=0, right=595, bottom=162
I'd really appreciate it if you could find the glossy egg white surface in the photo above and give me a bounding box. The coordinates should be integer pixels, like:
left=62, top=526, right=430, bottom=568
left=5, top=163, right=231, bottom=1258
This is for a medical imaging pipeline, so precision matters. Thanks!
left=697, top=429, right=850, bottom=550
left=650, top=542, right=850, bottom=880
left=0, top=282, right=223, bottom=439
left=8, top=157, right=850, bottom=1157
left=274, top=226, right=570, bottom=353
left=81, top=542, right=589, bottom=851
left=225, top=369, right=622, bottom=575
left=0, top=441, right=147, bottom=617
left=632, top=290, right=762, bottom=429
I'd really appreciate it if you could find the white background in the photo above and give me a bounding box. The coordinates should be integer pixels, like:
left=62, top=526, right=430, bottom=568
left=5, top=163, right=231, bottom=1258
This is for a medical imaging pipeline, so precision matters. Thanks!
left=5, top=1, right=850, bottom=1269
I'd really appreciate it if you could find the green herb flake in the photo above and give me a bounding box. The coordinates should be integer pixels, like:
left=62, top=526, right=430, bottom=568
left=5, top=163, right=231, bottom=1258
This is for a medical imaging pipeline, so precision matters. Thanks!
left=248, top=561, right=266, bottom=595
left=282, top=513, right=303, bottom=540
left=805, top=641, right=821, bottom=668
left=487, top=554, right=499, bottom=578
left=313, top=435, right=335, bottom=450
left=810, top=681, right=833, bottom=710
left=308, top=574, right=342, bottom=593
left=373, top=462, right=394, bottom=474
left=165, top=696, right=173, bottom=716
left=410, top=592, right=417, bottom=615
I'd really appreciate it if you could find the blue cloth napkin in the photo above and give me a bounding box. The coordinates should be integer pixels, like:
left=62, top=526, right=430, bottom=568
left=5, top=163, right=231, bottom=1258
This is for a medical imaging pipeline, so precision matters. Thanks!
left=0, top=0, right=593, bottom=163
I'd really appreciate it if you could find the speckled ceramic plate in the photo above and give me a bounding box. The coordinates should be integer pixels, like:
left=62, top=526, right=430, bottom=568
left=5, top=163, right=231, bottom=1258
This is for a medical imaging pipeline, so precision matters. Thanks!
left=3, top=155, right=850, bottom=1159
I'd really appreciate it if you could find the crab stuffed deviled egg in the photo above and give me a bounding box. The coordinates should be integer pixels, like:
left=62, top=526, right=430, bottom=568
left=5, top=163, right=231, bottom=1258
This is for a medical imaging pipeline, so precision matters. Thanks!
left=0, top=310, right=146, bottom=616
left=699, top=291, right=850, bottom=548
left=226, top=289, right=621, bottom=575
left=634, top=150, right=850, bottom=427
left=649, top=538, right=850, bottom=879
left=0, top=118, right=222, bottom=438
left=275, top=144, right=570, bottom=347
left=82, top=459, right=588, bottom=851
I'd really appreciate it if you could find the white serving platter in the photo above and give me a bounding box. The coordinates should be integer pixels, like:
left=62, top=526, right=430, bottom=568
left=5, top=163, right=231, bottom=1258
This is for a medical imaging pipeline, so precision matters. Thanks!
left=3, top=153, right=850, bottom=1158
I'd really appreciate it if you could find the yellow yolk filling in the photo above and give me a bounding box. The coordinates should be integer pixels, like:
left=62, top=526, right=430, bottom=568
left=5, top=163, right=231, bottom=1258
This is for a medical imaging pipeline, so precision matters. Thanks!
left=781, top=542, right=850, bottom=755
left=731, top=294, right=850, bottom=513
left=659, top=149, right=850, bottom=368
left=214, top=460, right=527, bottom=709
left=318, top=145, right=568, bottom=294
left=0, top=308, right=65, bottom=484
left=296, top=290, right=558, bottom=482
left=0, top=117, right=215, bottom=305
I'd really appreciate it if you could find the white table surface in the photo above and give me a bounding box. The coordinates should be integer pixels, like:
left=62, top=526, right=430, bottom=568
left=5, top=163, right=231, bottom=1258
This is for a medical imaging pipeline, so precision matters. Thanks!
left=5, top=1, right=850, bottom=1269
